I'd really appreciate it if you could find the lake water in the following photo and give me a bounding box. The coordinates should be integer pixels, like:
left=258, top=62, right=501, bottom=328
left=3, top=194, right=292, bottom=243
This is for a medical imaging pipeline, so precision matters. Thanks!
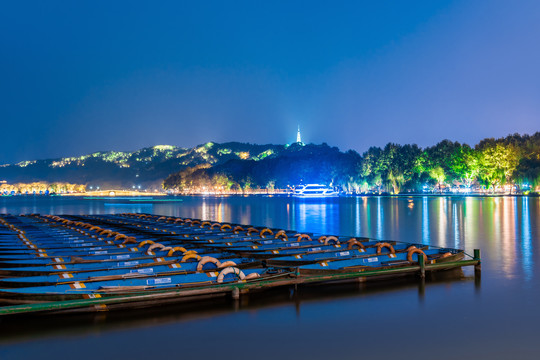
left=0, top=195, right=539, bottom=359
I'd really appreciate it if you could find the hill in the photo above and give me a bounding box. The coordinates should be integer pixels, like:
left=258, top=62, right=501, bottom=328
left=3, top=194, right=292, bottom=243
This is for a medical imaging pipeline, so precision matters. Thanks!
left=163, top=143, right=361, bottom=192
left=0, top=142, right=284, bottom=190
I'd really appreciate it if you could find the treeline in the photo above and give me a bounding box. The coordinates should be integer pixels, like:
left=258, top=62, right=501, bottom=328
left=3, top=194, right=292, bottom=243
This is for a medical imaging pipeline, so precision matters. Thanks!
left=0, top=182, right=86, bottom=195
left=163, top=133, right=540, bottom=194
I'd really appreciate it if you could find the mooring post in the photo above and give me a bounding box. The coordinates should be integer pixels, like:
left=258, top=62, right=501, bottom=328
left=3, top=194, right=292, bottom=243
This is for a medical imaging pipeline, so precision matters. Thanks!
left=294, top=267, right=299, bottom=292
left=418, top=277, right=425, bottom=300
left=474, top=249, right=481, bottom=291
left=419, top=253, right=425, bottom=279
left=232, top=287, right=240, bottom=300
left=474, top=249, right=481, bottom=272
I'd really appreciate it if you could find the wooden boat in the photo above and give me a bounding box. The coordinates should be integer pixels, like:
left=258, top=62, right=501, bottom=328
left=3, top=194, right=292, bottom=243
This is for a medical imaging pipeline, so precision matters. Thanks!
left=0, top=213, right=477, bottom=312
left=0, top=267, right=273, bottom=304
left=296, top=248, right=464, bottom=274
left=266, top=243, right=429, bottom=266
left=0, top=256, right=258, bottom=287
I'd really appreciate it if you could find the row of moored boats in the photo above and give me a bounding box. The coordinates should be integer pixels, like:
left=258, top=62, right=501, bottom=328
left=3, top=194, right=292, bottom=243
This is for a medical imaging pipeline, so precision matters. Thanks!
left=0, top=213, right=464, bottom=304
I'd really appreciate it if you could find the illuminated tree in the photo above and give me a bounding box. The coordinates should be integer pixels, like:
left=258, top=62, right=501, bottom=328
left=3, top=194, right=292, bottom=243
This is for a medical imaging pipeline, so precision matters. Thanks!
left=361, top=147, right=382, bottom=179
left=266, top=180, right=276, bottom=191
left=373, top=174, right=383, bottom=192
left=429, top=166, right=446, bottom=188
left=478, top=143, right=520, bottom=188
left=461, top=150, right=481, bottom=186
left=515, top=158, right=540, bottom=188
left=387, top=169, right=405, bottom=194
left=240, top=177, right=253, bottom=193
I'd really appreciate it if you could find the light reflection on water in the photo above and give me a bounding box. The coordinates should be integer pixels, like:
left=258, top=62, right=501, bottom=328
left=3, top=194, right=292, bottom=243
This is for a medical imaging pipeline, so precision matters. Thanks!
left=376, top=196, right=383, bottom=239
left=1, top=195, right=539, bottom=359
left=522, top=197, right=533, bottom=281
left=295, top=200, right=337, bottom=234
left=422, top=197, right=429, bottom=244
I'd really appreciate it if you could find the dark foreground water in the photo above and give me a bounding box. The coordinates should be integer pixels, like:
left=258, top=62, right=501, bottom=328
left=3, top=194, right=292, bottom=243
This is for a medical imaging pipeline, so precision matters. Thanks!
left=0, top=195, right=539, bottom=360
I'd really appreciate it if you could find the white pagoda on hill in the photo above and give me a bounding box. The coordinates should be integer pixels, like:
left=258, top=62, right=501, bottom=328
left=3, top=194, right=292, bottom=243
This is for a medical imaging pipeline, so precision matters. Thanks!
left=296, top=125, right=304, bottom=145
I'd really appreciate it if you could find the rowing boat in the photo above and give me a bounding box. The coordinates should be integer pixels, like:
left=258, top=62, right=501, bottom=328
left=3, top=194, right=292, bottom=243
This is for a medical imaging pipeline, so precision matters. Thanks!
left=0, top=213, right=475, bottom=311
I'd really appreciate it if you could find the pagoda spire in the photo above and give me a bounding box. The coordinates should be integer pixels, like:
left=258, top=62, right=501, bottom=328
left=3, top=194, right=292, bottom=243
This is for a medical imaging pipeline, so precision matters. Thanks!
left=296, top=125, right=302, bottom=144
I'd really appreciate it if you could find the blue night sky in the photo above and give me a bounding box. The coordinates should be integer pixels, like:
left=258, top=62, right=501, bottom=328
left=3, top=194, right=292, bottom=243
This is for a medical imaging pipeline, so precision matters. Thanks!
left=1, top=0, right=539, bottom=163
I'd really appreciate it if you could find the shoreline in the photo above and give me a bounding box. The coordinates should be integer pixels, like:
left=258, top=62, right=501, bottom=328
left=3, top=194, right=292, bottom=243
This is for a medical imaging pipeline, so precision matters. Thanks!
left=1, top=191, right=538, bottom=198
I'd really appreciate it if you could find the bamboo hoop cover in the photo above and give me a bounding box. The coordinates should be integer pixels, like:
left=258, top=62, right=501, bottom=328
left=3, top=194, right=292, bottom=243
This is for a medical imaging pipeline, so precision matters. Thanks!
left=246, top=227, right=260, bottom=235
left=259, top=228, right=274, bottom=238
left=407, top=248, right=427, bottom=263
left=233, top=226, right=245, bottom=234
left=347, top=238, right=365, bottom=250
left=274, top=230, right=288, bottom=240
left=217, top=267, right=245, bottom=283
left=181, top=253, right=202, bottom=262
left=147, top=243, right=167, bottom=255
left=138, top=240, right=155, bottom=248
left=324, top=236, right=340, bottom=245
left=121, top=236, right=137, bottom=244
left=376, top=242, right=395, bottom=255
left=219, top=260, right=237, bottom=268
left=197, top=256, right=221, bottom=272
left=295, top=234, right=312, bottom=242
left=167, top=246, right=188, bottom=257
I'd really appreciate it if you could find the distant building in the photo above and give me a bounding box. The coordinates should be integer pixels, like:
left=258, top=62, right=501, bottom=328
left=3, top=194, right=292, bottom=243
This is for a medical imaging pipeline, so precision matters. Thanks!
left=296, top=125, right=304, bottom=146
left=285, top=125, right=305, bottom=148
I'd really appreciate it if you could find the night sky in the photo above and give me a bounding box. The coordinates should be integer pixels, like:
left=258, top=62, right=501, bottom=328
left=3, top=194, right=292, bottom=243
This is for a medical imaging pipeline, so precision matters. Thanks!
left=1, top=1, right=539, bottom=164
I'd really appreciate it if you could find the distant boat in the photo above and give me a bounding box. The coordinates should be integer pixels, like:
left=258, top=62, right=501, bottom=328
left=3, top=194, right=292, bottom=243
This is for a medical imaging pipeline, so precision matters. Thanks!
left=293, top=184, right=339, bottom=198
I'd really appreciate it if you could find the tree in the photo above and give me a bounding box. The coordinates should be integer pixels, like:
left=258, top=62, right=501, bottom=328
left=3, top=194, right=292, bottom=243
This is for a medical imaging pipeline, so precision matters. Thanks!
left=461, top=149, right=481, bottom=186
left=387, top=169, right=405, bottom=194
left=478, top=143, right=520, bottom=188
left=429, top=166, right=446, bottom=188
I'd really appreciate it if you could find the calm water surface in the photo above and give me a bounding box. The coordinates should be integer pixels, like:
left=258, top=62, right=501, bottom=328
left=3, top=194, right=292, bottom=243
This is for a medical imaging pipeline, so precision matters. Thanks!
left=0, top=195, right=539, bottom=360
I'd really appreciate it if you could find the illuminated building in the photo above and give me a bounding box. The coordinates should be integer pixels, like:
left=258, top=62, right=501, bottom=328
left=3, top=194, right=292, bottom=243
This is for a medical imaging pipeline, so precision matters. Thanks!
left=296, top=125, right=304, bottom=145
